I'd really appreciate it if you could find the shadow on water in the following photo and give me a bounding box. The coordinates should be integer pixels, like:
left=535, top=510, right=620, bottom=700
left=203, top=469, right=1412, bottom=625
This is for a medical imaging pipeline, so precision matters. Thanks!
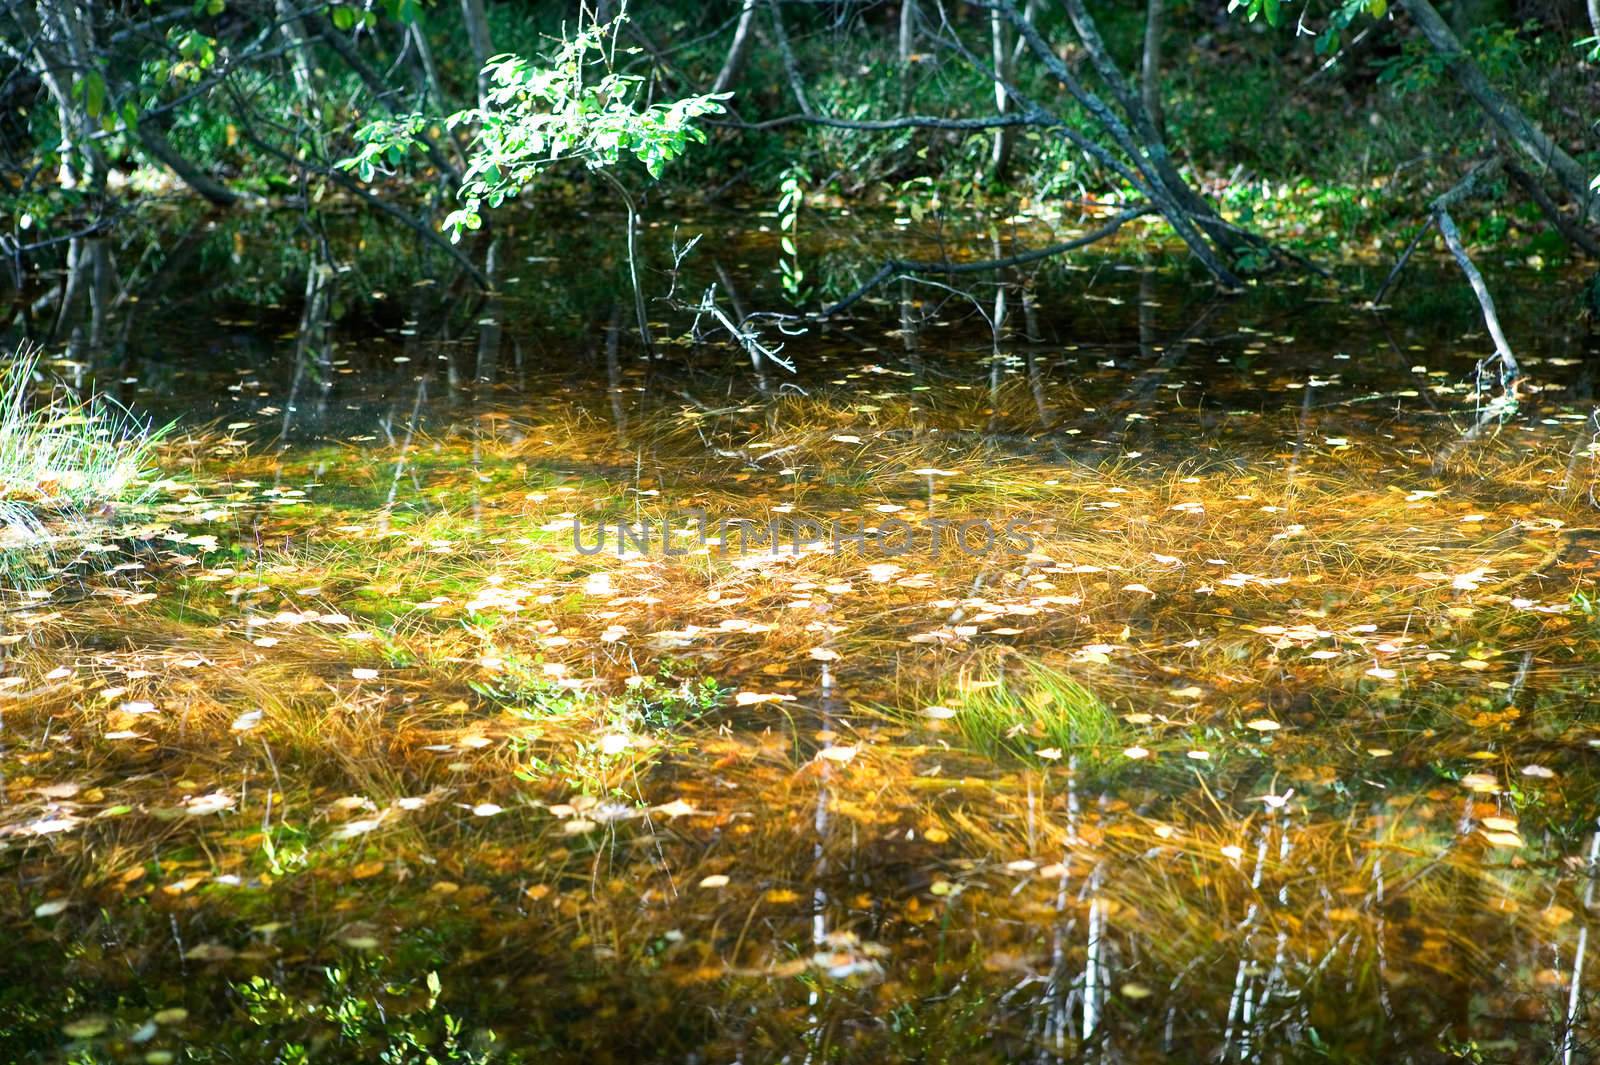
left=1, top=204, right=1600, bottom=1063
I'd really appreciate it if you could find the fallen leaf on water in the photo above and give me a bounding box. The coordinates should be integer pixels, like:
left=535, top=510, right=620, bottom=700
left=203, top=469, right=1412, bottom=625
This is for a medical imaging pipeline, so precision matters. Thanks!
left=183, top=792, right=236, bottom=816
left=333, top=818, right=383, bottom=839
left=184, top=942, right=236, bottom=962
left=62, top=1016, right=109, bottom=1039
left=736, top=691, right=796, bottom=706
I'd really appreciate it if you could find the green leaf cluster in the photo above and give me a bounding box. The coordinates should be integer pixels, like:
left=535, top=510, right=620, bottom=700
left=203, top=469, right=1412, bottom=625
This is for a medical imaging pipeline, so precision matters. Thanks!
left=338, top=16, right=730, bottom=241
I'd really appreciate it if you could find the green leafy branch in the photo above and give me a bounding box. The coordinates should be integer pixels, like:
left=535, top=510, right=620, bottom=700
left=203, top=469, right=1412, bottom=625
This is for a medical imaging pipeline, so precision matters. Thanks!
left=776, top=165, right=812, bottom=304
left=337, top=16, right=730, bottom=242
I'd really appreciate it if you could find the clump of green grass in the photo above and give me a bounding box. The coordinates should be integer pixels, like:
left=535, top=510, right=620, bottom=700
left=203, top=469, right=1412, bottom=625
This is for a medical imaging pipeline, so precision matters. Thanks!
left=882, top=661, right=1126, bottom=772
left=469, top=653, right=581, bottom=717
left=0, top=342, right=165, bottom=520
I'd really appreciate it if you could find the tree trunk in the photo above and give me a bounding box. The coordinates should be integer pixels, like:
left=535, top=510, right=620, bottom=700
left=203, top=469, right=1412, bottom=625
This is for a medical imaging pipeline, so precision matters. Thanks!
left=28, top=1, right=106, bottom=194
left=990, top=7, right=1014, bottom=176
left=1141, top=0, right=1166, bottom=144
left=713, top=0, right=760, bottom=95
left=276, top=0, right=316, bottom=99
left=1398, top=0, right=1597, bottom=225
left=410, top=20, right=448, bottom=107
left=768, top=0, right=814, bottom=116
left=900, top=0, right=917, bottom=65
left=1061, top=0, right=1206, bottom=221
left=458, top=0, right=493, bottom=107
left=1055, top=0, right=1250, bottom=260
left=1000, top=0, right=1242, bottom=285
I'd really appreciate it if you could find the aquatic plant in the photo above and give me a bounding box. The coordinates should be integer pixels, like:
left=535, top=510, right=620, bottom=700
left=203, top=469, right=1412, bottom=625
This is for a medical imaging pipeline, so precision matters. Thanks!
left=879, top=661, right=1127, bottom=772
left=0, top=342, right=164, bottom=520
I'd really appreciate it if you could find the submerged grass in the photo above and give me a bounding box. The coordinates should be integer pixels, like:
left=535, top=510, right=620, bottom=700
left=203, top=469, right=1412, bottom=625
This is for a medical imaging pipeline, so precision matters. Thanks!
left=3, top=331, right=1600, bottom=1062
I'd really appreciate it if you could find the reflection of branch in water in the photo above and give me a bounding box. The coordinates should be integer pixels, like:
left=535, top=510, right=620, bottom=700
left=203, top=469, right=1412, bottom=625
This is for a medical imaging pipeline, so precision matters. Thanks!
left=1222, top=820, right=1270, bottom=1060
left=1562, top=827, right=1599, bottom=1065
left=1368, top=806, right=1406, bottom=1056
left=816, top=207, right=1155, bottom=318
left=1090, top=297, right=1224, bottom=449
left=803, top=677, right=840, bottom=1065
left=377, top=368, right=429, bottom=535
left=605, top=303, right=629, bottom=445
left=1039, top=760, right=1081, bottom=1056
left=1429, top=386, right=1518, bottom=473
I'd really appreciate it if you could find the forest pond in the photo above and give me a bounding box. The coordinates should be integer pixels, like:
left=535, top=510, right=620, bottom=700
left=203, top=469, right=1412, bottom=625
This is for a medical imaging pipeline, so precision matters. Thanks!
left=4, top=206, right=1600, bottom=1064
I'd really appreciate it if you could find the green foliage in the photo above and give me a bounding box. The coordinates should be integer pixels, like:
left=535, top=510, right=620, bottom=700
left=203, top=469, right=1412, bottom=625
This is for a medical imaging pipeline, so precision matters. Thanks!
left=1375, top=20, right=1540, bottom=94
left=1227, top=0, right=1386, bottom=40
left=237, top=965, right=510, bottom=1064
left=339, top=17, right=729, bottom=241
left=167, top=27, right=219, bottom=83
left=474, top=652, right=723, bottom=732
left=468, top=654, right=574, bottom=716
left=620, top=667, right=726, bottom=731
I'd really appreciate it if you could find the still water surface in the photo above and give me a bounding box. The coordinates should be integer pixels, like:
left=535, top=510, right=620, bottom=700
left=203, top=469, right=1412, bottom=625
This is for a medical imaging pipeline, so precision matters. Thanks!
left=3, top=207, right=1600, bottom=1063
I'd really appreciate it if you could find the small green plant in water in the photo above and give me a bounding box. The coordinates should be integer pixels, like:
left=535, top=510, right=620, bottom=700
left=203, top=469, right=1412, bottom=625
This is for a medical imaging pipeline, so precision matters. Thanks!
left=237, top=965, right=509, bottom=1064
left=618, top=667, right=725, bottom=730
left=470, top=654, right=579, bottom=718
left=890, top=663, right=1125, bottom=772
